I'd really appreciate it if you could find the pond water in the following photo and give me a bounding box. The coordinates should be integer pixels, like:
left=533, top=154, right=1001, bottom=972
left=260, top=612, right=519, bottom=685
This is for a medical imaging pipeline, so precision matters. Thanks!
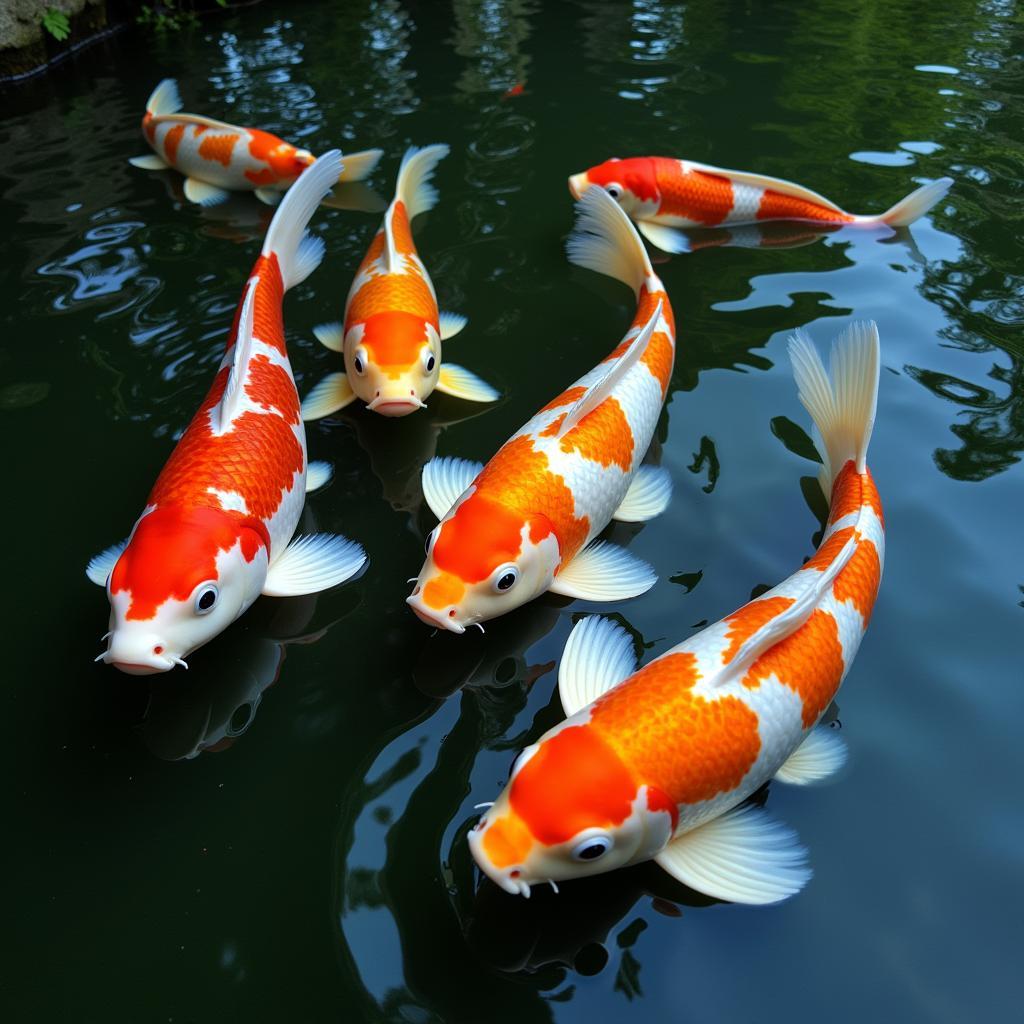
left=2, top=1, right=1021, bottom=1021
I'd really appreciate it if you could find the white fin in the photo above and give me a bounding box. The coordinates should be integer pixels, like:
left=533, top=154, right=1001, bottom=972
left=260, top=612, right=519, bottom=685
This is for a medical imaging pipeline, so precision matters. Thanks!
left=549, top=541, right=656, bottom=602
left=312, top=321, right=344, bottom=353
left=566, top=185, right=655, bottom=296
left=685, top=158, right=846, bottom=215
left=300, top=372, right=357, bottom=421
left=788, top=320, right=880, bottom=491
left=86, top=539, right=128, bottom=586
left=254, top=187, right=281, bottom=206
left=261, top=150, right=342, bottom=289
left=775, top=727, right=848, bottom=785
left=655, top=803, right=811, bottom=905
left=636, top=220, right=692, bottom=254
left=438, top=311, right=468, bottom=340
left=395, top=143, right=450, bottom=220
left=183, top=177, right=230, bottom=206
left=145, top=78, right=182, bottom=117
left=613, top=465, right=673, bottom=522
left=876, top=177, right=953, bottom=227
left=305, top=460, right=334, bottom=493
left=435, top=364, right=500, bottom=404
left=558, top=298, right=662, bottom=438
left=382, top=206, right=400, bottom=272
left=337, top=148, right=384, bottom=183
left=129, top=154, right=170, bottom=170
left=262, top=534, right=366, bottom=597
left=217, top=278, right=257, bottom=430
left=558, top=615, right=638, bottom=716
left=421, top=456, right=483, bottom=520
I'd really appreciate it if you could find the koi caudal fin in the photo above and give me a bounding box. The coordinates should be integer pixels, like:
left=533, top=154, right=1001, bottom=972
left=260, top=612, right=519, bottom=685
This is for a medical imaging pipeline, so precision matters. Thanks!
left=261, top=150, right=342, bottom=290
left=566, top=185, right=654, bottom=298
left=396, top=144, right=450, bottom=220
left=145, top=78, right=182, bottom=117
left=788, top=321, right=880, bottom=492
left=876, top=177, right=953, bottom=227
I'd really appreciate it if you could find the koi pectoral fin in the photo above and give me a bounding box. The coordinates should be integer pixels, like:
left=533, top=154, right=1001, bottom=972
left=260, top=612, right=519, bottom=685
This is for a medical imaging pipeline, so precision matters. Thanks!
left=300, top=373, right=357, bottom=421
left=421, top=456, right=483, bottom=520
left=636, top=220, right=692, bottom=254
left=312, top=322, right=344, bottom=353
left=774, top=726, right=847, bottom=785
left=435, top=364, right=500, bottom=404
left=438, top=311, right=468, bottom=340
left=129, top=154, right=170, bottom=171
left=183, top=177, right=230, bottom=206
left=262, top=534, right=366, bottom=597
left=254, top=187, right=282, bottom=206
left=86, top=539, right=128, bottom=586
left=654, top=804, right=811, bottom=905
left=558, top=615, right=638, bottom=715
left=305, top=461, right=334, bottom=493
left=613, top=465, right=673, bottom=522
left=549, top=542, right=656, bottom=602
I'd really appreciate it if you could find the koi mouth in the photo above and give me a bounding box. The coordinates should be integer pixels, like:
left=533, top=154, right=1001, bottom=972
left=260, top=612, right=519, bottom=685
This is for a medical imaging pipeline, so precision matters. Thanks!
left=405, top=595, right=467, bottom=634
left=467, top=829, right=534, bottom=897
left=568, top=173, right=588, bottom=200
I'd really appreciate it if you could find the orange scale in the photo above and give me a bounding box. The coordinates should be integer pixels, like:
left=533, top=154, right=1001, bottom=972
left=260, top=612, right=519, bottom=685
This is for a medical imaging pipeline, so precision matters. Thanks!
left=722, top=596, right=796, bottom=664
left=832, top=538, right=882, bottom=621
left=559, top=396, right=634, bottom=471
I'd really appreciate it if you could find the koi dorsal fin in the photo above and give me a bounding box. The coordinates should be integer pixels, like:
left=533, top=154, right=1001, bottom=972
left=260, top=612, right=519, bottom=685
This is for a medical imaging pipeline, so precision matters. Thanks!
left=216, top=278, right=258, bottom=433
left=684, top=159, right=846, bottom=214
left=557, top=298, right=662, bottom=439
left=382, top=201, right=400, bottom=273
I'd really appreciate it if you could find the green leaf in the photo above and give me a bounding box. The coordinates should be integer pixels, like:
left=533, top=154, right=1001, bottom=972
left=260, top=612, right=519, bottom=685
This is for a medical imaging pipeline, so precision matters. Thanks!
left=41, top=9, right=71, bottom=41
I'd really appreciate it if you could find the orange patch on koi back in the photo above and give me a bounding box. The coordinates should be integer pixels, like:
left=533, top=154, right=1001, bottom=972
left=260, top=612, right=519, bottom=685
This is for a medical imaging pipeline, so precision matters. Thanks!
left=560, top=396, right=634, bottom=471
left=163, top=124, right=186, bottom=165
left=360, top=310, right=431, bottom=371
left=655, top=159, right=734, bottom=225
left=829, top=462, right=884, bottom=525
left=239, top=253, right=286, bottom=356
left=592, top=652, right=761, bottom=805
left=743, top=609, right=845, bottom=728
left=540, top=386, right=586, bottom=413
left=539, top=414, right=566, bottom=437
left=510, top=726, right=637, bottom=845
left=757, top=190, right=854, bottom=224
left=832, top=537, right=881, bottom=621
left=422, top=571, right=466, bottom=610
left=635, top=283, right=676, bottom=339
left=199, top=133, right=239, bottom=167
left=245, top=355, right=299, bottom=424
left=722, top=596, right=796, bottom=665
left=347, top=270, right=437, bottom=326
left=388, top=201, right=417, bottom=255
left=803, top=526, right=855, bottom=572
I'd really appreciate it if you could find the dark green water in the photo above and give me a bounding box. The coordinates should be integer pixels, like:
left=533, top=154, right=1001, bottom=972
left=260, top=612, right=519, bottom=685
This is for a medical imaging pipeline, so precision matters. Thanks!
left=3, top=1, right=1022, bottom=1020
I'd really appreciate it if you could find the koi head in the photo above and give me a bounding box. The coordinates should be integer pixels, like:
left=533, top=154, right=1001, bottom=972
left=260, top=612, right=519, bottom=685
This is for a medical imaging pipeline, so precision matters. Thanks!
left=568, top=157, right=660, bottom=218
left=406, top=491, right=560, bottom=632
left=345, top=312, right=439, bottom=417
left=469, top=722, right=675, bottom=894
left=96, top=506, right=268, bottom=674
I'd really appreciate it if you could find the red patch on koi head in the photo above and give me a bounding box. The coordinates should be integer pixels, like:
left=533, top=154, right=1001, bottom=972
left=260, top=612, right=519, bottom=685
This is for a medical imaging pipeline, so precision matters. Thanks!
left=111, top=506, right=266, bottom=621
left=247, top=129, right=306, bottom=182
left=585, top=157, right=659, bottom=203
left=433, top=493, right=532, bottom=584
left=360, top=310, right=431, bottom=372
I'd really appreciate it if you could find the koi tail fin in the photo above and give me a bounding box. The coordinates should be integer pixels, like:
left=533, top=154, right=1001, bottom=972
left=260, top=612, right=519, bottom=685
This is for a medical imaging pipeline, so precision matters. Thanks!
left=145, top=79, right=182, bottom=117
left=337, top=148, right=384, bottom=183
left=566, top=186, right=654, bottom=297
left=395, top=144, right=450, bottom=220
left=261, top=150, right=342, bottom=290
left=788, top=321, right=880, bottom=494
left=876, top=177, right=952, bottom=227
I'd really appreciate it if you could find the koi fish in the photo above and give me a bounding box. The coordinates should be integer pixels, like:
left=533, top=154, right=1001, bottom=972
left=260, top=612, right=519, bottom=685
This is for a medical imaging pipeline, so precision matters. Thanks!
left=87, top=152, right=366, bottom=675
left=470, top=321, right=885, bottom=904
left=300, top=145, right=499, bottom=420
left=406, top=186, right=676, bottom=633
left=568, top=157, right=953, bottom=254
left=129, top=79, right=383, bottom=207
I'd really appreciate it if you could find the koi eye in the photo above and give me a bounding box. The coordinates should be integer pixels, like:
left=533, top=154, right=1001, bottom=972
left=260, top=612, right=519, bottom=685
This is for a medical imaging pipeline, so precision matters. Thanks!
left=493, top=565, right=519, bottom=593
left=605, top=182, right=623, bottom=200
left=351, top=346, right=368, bottom=376
left=194, top=583, right=219, bottom=615
left=572, top=834, right=612, bottom=862
left=421, top=348, right=436, bottom=374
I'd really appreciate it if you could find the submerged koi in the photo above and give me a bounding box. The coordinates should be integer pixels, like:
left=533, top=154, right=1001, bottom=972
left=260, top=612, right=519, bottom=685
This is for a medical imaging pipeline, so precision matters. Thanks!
left=87, top=152, right=366, bottom=675
left=470, top=322, right=885, bottom=905
left=406, top=187, right=676, bottom=633
left=300, top=145, right=499, bottom=420
left=569, top=156, right=953, bottom=254
left=129, top=79, right=382, bottom=207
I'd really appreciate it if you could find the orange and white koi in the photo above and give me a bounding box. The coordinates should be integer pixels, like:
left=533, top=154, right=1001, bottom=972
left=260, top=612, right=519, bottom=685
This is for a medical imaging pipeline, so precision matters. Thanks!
left=569, top=157, right=953, bottom=254
left=470, top=322, right=885, bottom=904
left=300, top=145, right=499, bottom=420
left=406, top=187, right=675, bottom=632
left=87, top=152, right=366, bottom=675
left=129, top=79, right=382, bottom=207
